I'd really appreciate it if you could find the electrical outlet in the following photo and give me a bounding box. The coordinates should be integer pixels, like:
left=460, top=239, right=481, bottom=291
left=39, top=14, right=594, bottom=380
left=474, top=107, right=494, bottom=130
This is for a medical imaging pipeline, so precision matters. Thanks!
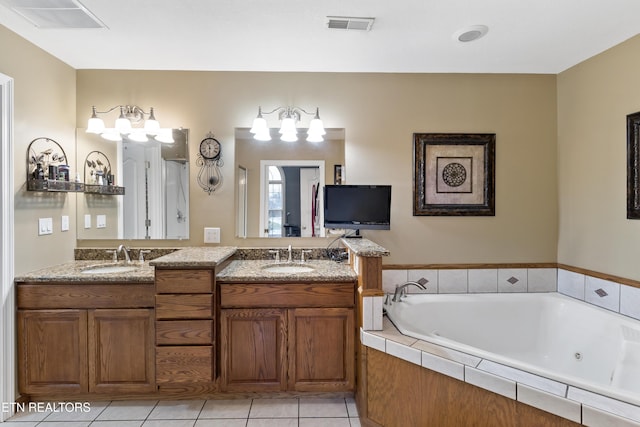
left=96, top=214, right=106, bottom=229
left=204, top=227, right=220, bottom=243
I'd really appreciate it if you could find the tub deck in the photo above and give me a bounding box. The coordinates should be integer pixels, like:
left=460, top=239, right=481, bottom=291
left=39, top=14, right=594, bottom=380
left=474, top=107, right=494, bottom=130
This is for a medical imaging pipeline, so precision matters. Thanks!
left=362, top=292, right=640, bottom=425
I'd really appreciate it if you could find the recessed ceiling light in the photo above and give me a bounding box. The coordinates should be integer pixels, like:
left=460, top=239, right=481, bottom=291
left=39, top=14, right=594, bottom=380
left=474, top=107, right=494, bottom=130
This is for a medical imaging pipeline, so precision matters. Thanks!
left=453, top=25, right=489, bottom=43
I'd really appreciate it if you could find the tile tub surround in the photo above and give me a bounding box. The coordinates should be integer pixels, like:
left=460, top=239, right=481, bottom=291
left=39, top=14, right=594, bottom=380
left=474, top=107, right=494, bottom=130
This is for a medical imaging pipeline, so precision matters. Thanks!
left=383, top=266, right=640, bottom=322
left=361, top=318, right=640, bottom=426
left=5, top=397, right=361, bottom=426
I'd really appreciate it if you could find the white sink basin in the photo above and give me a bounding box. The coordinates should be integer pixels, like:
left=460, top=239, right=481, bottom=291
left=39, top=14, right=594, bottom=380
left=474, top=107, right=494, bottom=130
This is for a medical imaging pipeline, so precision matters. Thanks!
left=262, top=264, right=316, bottom=274
left=81, top=264, right=139, bottom=274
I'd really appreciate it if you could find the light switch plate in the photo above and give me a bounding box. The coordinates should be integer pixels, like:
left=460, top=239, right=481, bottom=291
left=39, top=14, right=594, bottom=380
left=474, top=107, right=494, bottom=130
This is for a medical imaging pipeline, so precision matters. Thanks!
left=96, top=214, right=106, bottom=229
left=84, top=214, right=91, bottom=229
left=61, top=215, right=69, bottom=232
left=38, top=217, right=53, bottom=235
left=204, top=227, right=220, bottom=243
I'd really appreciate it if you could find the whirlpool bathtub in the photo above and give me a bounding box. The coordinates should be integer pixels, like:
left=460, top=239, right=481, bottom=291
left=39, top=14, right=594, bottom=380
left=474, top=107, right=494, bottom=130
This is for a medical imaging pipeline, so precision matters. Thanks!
left=384, top=292, right=640, bottom=407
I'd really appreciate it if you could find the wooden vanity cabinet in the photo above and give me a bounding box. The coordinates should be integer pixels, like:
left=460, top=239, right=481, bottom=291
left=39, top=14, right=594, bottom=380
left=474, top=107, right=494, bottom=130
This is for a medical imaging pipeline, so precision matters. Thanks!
left=219, top=282, right=356, bottom=393
left=288, top=307, right=354, bottom=392
left=17, top=283, right=156, bottom=396
left=154, top=269, right=215, bottom=385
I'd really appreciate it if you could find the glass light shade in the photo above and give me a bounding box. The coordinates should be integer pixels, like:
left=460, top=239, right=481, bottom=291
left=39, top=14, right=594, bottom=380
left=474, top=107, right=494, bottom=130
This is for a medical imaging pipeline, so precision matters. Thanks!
left=280, top=131, right=298, bottom=142
left=279, top=117, right=297, bottom=135
left=250, top=117, right=268, bottom=134
left=254, top=130, right=272, bottom=141
left=100, top=129, right=122, bottom=141
left=115, top=117, right=132, bottom=134
left=306, top=133, right=324, bottom=143
left=144, top=118, right=160, bottom=135
left=308, top=118, right=326, bottom=136
left=128, top=131, right=148, bottom=142
left=155, top=128, right=175, bottom=143
left=87, top=117, right=105, bottom=134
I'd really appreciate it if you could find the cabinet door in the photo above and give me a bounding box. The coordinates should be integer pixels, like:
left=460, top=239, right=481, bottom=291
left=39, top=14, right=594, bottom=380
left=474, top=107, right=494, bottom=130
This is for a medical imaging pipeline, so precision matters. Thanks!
left=18, top=309, right=88, bottom=394
left=220, top=308, right=287, bottom=392
left=288, top=307, right=355, bottom=391
left=88, top=309, right=155, bottom=393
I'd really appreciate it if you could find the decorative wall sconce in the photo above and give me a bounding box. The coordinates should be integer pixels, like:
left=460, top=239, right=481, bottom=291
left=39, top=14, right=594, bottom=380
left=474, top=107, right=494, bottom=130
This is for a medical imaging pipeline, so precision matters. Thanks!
left=249, top=106, right=326, bottom=142
left=86, top=105, right=174, bottom=143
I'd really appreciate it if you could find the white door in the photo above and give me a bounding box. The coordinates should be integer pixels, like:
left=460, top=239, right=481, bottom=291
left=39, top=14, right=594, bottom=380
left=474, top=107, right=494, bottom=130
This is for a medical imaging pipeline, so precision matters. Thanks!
left=122, top=141, right=163, bottom=239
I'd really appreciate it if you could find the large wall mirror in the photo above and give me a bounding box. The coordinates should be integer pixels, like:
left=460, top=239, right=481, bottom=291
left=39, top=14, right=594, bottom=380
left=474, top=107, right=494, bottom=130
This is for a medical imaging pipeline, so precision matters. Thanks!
left=235, top=128, right=345, bottom=238
left=76, top=128, right=190, bottom=240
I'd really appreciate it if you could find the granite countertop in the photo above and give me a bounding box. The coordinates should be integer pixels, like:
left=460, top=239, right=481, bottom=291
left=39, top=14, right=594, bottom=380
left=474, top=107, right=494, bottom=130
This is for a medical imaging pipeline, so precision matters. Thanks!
left=15, top=261, right=155, bottom=283
left=149, top=246, right=237, bottom=267
left=341, top=238, right=390, bottom=257
left=216, top=259, right=358, bottom=283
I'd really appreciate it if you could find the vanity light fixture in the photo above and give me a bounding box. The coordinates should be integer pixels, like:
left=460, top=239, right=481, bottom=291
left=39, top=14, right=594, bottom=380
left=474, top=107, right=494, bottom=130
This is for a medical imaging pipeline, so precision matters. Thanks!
left=86, top=105, right=172, bottom=142
left=249, top=106, right=326, bottom=142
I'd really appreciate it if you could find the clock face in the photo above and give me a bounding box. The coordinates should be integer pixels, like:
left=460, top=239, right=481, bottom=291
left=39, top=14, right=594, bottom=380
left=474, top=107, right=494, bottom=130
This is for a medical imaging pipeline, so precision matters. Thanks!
left=200, top=137, right=221, bottom=160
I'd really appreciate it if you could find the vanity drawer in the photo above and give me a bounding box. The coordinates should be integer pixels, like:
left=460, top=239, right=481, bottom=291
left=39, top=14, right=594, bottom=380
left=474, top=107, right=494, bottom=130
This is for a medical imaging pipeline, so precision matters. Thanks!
left=156, top=320, right=212, bottom=345
left=156, top=269, right=213, bottom=294
left=220, top=283, right=355, bottom=308
left=155, top=294, right=213, bottom=319
left=156, top=346, right=213, bottom=383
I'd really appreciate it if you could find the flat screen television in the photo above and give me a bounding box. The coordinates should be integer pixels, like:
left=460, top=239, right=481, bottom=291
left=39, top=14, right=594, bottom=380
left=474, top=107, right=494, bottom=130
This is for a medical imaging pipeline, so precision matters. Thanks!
left=323, top=185, right=392, bottom=235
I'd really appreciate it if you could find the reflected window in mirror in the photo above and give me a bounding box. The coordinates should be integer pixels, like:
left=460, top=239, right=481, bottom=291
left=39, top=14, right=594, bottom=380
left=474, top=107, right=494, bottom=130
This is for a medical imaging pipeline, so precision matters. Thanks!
left=267, top=166, right=284, bottom=237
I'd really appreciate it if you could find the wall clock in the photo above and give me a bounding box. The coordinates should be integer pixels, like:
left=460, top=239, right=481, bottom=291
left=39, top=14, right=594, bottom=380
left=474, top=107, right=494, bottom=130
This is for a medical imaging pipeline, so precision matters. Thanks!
left=196, top=132, right=223, bottom=194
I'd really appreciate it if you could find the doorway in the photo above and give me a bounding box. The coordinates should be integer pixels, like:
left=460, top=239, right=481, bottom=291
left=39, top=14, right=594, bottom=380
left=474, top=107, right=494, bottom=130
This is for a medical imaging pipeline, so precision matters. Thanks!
left=0, top=73, right=15, bottom=420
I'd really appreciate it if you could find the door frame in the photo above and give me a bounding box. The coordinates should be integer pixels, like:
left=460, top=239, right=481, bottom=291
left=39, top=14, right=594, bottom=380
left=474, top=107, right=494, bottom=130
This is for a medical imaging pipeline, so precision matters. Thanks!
left=259, top=160, right=325, bottom=238
left=0, top=73, right=15, bottom=420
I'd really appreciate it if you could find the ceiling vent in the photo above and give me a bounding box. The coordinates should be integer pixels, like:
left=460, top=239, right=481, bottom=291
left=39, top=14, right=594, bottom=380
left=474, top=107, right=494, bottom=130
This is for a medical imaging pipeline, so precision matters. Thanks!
left=0, top=0, right=105, bottom=28
left=327, top=16, right=375, bottom=31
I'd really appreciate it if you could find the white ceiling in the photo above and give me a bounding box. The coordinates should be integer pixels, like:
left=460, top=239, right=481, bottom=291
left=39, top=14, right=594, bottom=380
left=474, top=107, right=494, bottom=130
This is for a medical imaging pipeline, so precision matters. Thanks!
left=1, top=0, right=640, bottom=74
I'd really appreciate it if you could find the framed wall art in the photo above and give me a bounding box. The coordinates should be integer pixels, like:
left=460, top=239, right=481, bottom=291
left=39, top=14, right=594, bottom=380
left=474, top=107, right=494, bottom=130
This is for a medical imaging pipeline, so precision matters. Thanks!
left=413, top=133, right=496, bottom=216
left=627, top=112, right=640, bottom=219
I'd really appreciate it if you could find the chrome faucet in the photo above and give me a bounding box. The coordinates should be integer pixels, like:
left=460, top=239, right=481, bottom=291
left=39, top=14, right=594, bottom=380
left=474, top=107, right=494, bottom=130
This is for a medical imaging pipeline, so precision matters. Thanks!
left=117, top=244, right=132, bottom=263
left=300, top=249, right=312, bottom=263
left=269, top=249, right=280, bottom=263
left=392, top=281, right=427, bottom=302
left=287, top=244, right=293, bottom=263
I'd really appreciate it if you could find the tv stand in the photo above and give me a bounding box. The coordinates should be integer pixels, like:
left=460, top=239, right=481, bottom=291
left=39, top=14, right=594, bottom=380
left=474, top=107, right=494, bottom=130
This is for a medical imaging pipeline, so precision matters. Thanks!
left=345, top=230, right=363, bottom=239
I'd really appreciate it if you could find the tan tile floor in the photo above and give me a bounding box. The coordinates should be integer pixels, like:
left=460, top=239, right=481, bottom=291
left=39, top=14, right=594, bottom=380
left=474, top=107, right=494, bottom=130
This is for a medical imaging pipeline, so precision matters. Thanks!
left=5, top=397, right=361, bottom=427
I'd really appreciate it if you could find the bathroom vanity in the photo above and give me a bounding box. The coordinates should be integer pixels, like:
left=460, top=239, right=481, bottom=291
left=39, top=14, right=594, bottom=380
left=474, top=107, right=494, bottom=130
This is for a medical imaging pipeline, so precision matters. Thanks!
left=14, top=246, right=360, bottom=400
left=217, top=260, right=357, bottom=393
left=15, top=261, right=156, bottom=396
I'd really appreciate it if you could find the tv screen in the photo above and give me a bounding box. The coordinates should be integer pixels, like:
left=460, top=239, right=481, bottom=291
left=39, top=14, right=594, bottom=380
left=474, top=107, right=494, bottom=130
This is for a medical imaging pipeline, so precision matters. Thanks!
left=323, top=185, right=392, bottom=231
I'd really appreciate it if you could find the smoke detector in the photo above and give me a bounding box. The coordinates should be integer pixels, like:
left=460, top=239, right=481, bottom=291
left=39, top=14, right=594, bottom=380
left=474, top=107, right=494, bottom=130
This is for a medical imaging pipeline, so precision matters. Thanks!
left=0, top=0, right=105, bottom=28
left=453, top=25, right=489, bottom=43
left=327, top=16, right=375, bottom=31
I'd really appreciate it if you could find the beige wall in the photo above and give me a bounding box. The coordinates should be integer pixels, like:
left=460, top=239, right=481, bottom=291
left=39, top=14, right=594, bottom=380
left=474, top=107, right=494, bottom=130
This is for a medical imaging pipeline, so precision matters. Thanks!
left=77, top=71, right=558, bottom=264
left=557, top=34, right=640, bottom=280
left=0, top=25, right=77, bottom=275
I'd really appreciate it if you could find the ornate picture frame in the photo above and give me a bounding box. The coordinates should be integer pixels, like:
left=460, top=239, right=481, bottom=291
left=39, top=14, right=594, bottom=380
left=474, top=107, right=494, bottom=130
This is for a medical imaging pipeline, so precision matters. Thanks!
left=627, top=112, right=640, bottom=218
left=413, top=133, right=496, bottom=216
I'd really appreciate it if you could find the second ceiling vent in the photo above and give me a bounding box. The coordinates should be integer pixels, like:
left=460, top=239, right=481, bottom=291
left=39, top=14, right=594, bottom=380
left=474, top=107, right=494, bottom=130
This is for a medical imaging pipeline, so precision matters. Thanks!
left=326, top=16, right=375, bottom=31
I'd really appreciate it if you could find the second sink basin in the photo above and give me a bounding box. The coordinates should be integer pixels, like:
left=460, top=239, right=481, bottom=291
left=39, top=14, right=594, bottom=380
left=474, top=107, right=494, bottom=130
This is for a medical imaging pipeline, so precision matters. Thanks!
left=82, top=264, right=140, bottom=274
left=261, top=264, right=316, bottom=274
